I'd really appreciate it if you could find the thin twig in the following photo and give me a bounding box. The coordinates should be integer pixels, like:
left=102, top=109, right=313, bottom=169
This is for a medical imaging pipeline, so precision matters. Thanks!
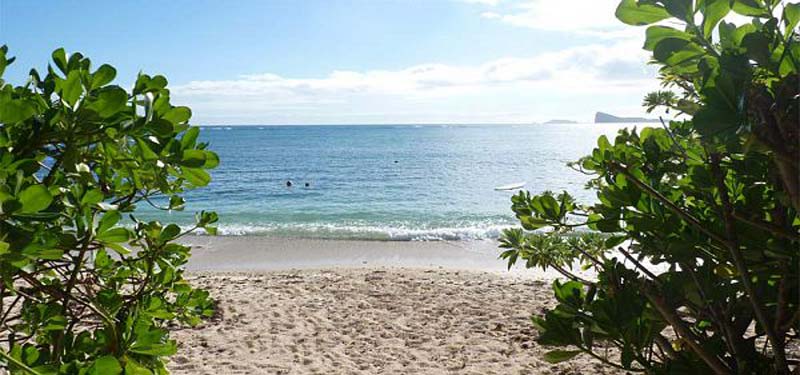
left=642, top=285, right=731, bottom=374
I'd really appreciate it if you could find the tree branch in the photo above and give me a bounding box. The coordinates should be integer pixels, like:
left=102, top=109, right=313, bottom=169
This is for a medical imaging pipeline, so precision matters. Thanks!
left=709, top=154, right=788, bottom=374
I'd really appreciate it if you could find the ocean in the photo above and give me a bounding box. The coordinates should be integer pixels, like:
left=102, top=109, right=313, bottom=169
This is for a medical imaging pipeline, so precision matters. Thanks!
left=139, top=123, right=638, bottom=241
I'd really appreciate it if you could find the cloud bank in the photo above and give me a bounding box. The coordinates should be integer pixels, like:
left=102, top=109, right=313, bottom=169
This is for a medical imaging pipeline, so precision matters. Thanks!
left=173, top=39, right=659, bottom=125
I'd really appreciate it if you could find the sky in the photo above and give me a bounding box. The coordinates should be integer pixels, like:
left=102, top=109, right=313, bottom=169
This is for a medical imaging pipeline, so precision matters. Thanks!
left=0, top=0, right=664, bottom=125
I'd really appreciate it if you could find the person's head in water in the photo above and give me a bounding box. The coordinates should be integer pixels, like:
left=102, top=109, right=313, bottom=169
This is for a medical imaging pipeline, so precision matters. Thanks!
left=304, top=182, right=310, bottom=187
left=286, top=180, right=293, bottom=187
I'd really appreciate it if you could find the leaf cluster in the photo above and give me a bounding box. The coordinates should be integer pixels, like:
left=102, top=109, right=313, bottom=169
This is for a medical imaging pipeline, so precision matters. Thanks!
left=502, top=1, right=799, bottom=373
left=0, top=47, right=219, bottom=374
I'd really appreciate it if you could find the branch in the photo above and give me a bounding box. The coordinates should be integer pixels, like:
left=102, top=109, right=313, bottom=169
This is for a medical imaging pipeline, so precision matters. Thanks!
left=731, top=211, right=799, bottom=242
left=551, top=264, right=594, bottom=286
left=617, top=247, right=660, bottom=284
left=0, top=347, right=42, bottom=375
left=658, top=116, right=693, bottom=162
left=642, top=285, right=731, bottom=374
left=610, top=163, right=730, bottom=249
left=709, top=154, right=789, bottom=373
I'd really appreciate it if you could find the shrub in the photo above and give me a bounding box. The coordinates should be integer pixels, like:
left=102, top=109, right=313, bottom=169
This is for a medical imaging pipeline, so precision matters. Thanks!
left=0, top=47, right=219, bottom=374
left=501, top=1, right=798, bottom=373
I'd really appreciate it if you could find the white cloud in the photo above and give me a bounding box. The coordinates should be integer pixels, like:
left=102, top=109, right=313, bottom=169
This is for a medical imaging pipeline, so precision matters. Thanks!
left=173, top=41, right=659, bottom=125
left=478, top=0, right=641, bottom=38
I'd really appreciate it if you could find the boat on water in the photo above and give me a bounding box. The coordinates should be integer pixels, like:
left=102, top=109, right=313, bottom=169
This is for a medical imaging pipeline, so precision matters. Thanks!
left=494, top=182, right=526, bottom=191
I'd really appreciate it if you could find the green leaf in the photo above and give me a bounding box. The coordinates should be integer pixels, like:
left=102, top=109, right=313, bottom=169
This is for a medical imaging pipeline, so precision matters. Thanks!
left=22, top=247, right=63, bottom=260
left=543, top=349, right=582, bottom=363
left=162, top=106, right=192, bottom=125
left=52, top=48, right=68, bottom=74
left=0, top=47, right=11, bottom=78
left=720, top=22, right=758, bottom=49
left=181, top=127, right=200, bottom=149
left=18, top=185, right=53, bottom=213
left=86, top=87, right=128, bottom=117
left=160, top=223, right=181, bottom=242
left=103, top=242, right=131, bottom=255
left=130, top=334, right=177, bottom=356
left=0, top=241, right=8, bottom=255
left=150, top=75, right=168, bottom=90
left=43, top=315, right=67, bottom=331
left=169, top=195, right=185, bottom=210
left=552, top=280, right=585, bottom=307
left=95, top=249, right=111, bottom=268
left=180, top=150, right=207, bottom=168
left=644, top=26, right=693, bottom=51
left=785, top=3, right=800, bottom=34
left=616, top=0, right=672, bottom=26
left=183, top=167, right=211, bottom=186
left=0, top=98, right=37, bottom=124
left=89, top=356, right=122, bottom=375
left=2, top=198, right=22, bottom=214
left=98, top=211, right=121, bottom=234
left=96, top=227, right=131, bottom=243
left=702, top=0, right=731, bottom=37
left=694, top=84, right=741, bottom=138
left=742, top=31, right=772, bottom=66
left=653, top=38, right=705, bottom=66
left=58, top=70, right=83, bottom=107
left=197, top=210, right=219, bottom=225
left=604, top=235, right=627, bottom=248
left=81, top=188, right=105, bottom=206
left=124, top=357, right=153, bottom=375
left=91, top=64, right=117, bottom=90
left=203, top=151, right=220, bottom=169
left=662, top=0, right=693, bottom=21
left=731, top=0, right=770, bottom=17
left=146, top=119, right=174, bottom=137
left=136, top=138, right=159, bottom=160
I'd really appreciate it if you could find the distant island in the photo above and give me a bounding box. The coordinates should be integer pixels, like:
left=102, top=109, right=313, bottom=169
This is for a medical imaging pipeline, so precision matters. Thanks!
left=543, top=119, right=579, bottom=124
left=594, top=112, right=659, bottom=123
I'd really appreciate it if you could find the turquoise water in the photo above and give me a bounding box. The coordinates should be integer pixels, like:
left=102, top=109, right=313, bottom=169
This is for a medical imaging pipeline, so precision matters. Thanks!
left=140, top=124, right=636, bottom=240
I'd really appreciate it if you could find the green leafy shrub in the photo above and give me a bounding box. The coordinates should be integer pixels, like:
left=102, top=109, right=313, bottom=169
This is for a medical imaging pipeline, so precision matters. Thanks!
left=0, top=47, right=219, bottom=374
left=501, top=1, right=798, bottom=373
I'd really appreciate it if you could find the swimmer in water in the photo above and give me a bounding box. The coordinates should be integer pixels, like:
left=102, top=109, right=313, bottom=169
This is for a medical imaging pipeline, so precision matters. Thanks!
left=286, top=180, right=293, bottom=187
left=304, top=182, right=310, bottom=187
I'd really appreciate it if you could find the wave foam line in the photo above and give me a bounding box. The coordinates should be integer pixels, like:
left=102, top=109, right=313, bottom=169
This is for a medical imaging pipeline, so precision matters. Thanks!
left=198, top=223, right=513, bottom=241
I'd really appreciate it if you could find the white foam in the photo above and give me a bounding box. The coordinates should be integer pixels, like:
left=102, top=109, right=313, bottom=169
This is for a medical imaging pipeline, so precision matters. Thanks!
left=196, top=222, right=513, bottom=241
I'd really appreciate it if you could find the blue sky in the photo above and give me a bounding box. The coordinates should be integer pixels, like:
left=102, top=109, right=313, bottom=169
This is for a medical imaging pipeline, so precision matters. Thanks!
left=1, top=0, right=661, bottom=124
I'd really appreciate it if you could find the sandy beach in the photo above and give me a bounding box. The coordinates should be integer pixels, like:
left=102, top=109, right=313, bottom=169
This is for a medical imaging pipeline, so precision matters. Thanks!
left=167, top=237, right=615, bottom=374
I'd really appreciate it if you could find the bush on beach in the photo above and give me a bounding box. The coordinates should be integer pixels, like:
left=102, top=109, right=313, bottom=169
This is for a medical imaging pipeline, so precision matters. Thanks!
left=501, top=0, right=799, bottom=373
left=0, top=47, right=218, bottom=374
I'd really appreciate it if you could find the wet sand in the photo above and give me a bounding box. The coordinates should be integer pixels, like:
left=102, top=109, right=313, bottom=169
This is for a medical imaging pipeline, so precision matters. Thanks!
left=181, top=236, right=565, bottom=278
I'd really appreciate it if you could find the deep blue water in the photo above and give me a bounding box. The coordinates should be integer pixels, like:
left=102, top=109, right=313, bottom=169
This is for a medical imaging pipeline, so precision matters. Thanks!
left=139, top=124, right=637, bottom=240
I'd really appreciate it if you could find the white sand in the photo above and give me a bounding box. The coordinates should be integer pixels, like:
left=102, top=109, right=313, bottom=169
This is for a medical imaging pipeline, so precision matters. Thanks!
left=169, top=268, right=620, bottom=374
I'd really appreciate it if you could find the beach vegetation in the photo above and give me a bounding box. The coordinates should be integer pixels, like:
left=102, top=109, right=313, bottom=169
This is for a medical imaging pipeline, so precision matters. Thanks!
left=501, top=0, right=799, bottom=373
left=0, top=47, right=218, bottom=374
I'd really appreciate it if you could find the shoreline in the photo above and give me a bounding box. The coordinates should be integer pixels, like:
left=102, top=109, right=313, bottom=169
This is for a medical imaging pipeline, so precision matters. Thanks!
left=180, top=235, right=565, bottom=279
